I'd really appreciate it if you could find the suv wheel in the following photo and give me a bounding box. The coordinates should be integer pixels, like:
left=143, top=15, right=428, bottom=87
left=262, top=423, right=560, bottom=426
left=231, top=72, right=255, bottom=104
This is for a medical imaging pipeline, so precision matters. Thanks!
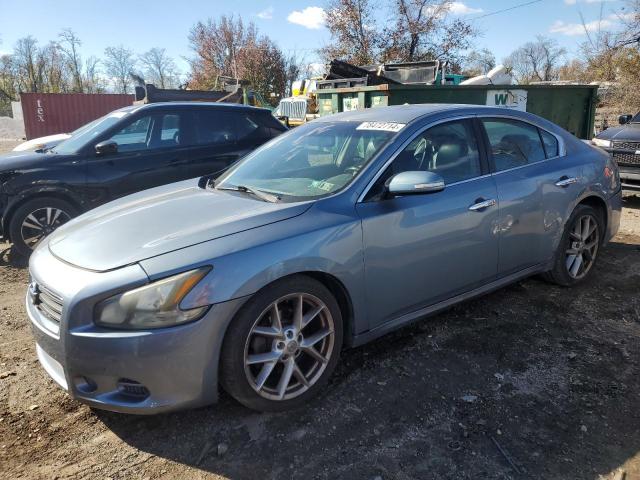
left=221, top=275, right=343, bottom=412
left=544, top=204, right=603, bottom=286
left=8, top=197, right=77, bottom=257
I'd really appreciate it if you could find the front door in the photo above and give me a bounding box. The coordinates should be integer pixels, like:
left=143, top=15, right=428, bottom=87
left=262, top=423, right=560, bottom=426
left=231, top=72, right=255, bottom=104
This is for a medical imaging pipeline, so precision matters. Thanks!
left=357, top=118, right=500, bottom=329
left=86, top=111, right=190, bottom=205
left=480, top=117, right=580, bottom=275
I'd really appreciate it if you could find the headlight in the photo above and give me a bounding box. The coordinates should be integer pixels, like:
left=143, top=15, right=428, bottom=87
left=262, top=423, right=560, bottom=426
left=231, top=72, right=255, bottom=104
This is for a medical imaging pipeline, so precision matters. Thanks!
left=95, top=267, right=211, bottom=329
left=592, top=138, right=611, bottom=148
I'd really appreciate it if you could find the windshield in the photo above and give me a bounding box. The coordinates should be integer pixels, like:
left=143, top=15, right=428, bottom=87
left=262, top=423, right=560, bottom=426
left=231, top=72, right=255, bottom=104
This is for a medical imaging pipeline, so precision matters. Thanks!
left=631, top=112, right=640, bottom=123
left=52, top=109, right=132, bottom=154
left=216, top=120, right=401, bottom=202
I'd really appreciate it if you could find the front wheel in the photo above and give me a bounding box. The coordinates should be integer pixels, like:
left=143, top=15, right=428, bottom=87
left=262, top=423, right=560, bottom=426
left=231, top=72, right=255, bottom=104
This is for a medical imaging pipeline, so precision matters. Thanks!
left=221, top=275, right=343, bottom=412
left=544, top=204, right=603, bottom=286
left=8, top=197, right=77, bottom=257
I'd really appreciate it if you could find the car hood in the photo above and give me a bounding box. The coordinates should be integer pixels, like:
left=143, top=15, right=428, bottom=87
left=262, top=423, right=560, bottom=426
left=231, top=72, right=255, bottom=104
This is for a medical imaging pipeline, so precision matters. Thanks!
left=47, top=181, right=313, bottom=272
left=597, top=123, right=640, bottom=142
left=0, top=150, right=52, bottom=170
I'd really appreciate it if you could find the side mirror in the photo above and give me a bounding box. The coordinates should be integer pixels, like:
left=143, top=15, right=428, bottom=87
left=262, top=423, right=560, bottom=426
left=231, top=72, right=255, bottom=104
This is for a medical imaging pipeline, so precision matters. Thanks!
left=387, top=171, right=445, bottom=195
left=619, top=114, right=633, bottom=125
left=95, top=140, right=118, bottom=155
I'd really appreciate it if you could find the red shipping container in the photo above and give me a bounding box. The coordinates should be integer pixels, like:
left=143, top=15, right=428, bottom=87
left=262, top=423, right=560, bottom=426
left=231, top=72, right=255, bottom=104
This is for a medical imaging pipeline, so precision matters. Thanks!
left=20, top=93, right=134, bottom=140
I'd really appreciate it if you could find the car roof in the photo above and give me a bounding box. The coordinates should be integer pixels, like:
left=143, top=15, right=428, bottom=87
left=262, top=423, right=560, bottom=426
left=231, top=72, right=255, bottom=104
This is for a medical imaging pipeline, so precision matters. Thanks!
left=117, top=102, right=272, bottom=114
left=314, top=104, right=523, bottom=124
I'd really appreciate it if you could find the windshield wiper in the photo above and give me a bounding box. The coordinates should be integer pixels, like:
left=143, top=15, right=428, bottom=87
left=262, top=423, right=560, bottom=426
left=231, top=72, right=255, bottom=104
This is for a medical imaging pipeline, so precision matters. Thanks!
left=217, top=184, right=281, bottom=203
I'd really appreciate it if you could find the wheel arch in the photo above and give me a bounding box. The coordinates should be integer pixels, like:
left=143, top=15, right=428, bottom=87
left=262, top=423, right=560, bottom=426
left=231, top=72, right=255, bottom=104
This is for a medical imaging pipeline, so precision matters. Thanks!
left=2, top=189, right=83, bottom=241
left=576, top=194, right=608, bottom=239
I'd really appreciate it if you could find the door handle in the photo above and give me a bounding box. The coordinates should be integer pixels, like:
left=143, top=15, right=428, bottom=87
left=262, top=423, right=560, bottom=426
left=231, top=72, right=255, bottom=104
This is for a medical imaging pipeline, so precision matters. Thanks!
left=555, top=176, right=578, bottom=187
left=469, top=198, right=497, bottom=211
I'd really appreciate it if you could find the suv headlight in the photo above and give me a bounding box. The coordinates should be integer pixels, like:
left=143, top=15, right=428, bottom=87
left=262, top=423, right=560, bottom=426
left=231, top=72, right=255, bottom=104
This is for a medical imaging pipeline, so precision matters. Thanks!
left=592, top=138, right=611, bottom=148
left=95, top=267, right=211, bottom=329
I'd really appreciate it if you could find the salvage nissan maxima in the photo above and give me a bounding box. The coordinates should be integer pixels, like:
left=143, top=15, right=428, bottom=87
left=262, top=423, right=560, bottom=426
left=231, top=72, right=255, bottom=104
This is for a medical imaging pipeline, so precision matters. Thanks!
left=27, top=104, right=622, bottom=413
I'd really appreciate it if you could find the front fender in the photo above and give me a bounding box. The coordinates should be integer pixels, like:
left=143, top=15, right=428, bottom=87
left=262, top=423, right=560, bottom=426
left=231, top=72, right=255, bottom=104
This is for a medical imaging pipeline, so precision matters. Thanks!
left=139, top=202, right=367, bottom=335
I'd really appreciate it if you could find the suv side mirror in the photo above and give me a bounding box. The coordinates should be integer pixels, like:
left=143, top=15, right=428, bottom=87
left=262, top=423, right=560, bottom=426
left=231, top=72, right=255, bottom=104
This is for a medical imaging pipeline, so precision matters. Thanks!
left=619, top=114, right=633, bottom=125
left=387, top=171, right=445, bottom=195
left=95, top=140, right=118, bottom=155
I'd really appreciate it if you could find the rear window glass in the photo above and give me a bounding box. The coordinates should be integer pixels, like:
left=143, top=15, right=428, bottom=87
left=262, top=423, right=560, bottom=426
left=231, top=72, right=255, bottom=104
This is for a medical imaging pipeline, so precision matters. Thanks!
left=482, top=119, right=546, bottom=171
left=193, top=111, right=236, bottom=145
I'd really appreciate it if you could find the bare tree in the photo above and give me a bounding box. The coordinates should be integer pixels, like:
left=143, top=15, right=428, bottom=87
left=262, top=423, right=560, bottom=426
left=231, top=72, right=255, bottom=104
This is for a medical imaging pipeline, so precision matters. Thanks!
left=463, top=48, right=496, bottom=76
left=382, top=0, right=476, bottom=64
left=104, top=45, right=137, bottom=93
left=13, top=36, right=44, bottom=93
left=504, top=36, right=566, bottom=83
left=139, top=47, right=178, bottom=88
left=322, top=0, right=380, bottom=64
left=321, top=0, right=476, bottom=65
left=58, top=29, right=83, bottom=92
left=83, top=55, right=105, bottom=93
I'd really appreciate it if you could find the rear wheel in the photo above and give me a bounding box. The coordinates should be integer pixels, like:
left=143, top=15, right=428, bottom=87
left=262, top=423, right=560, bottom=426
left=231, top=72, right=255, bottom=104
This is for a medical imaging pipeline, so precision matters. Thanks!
left=8, top=197, right=77, bottom=257
left=544, top=204, right=603, bottom=286
left=221, top=275, right=343, bottom=411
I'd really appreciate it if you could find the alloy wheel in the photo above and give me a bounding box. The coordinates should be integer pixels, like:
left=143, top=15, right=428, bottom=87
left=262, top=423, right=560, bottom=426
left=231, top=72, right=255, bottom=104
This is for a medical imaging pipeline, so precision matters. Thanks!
left=20, top=207, right=71, bottom=249
left=243, top=293, right=335, bottom=401
left=565, top=214, right=599, bottom=280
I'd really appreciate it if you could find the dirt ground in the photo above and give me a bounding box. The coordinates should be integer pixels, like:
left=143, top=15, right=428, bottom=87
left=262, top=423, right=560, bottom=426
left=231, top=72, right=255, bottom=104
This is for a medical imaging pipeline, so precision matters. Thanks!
left=1, top=140, right=640, bottom=479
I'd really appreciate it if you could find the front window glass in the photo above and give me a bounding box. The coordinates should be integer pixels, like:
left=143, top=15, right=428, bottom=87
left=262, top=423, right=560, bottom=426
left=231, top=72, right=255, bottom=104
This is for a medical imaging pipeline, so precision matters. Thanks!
left=364, top=119, right=481, bottom=201
left=108, top=116, right=152, bottom=152
left=216, top=121, right=398, bottom=201
left=52, top=109, right=133, bottom=154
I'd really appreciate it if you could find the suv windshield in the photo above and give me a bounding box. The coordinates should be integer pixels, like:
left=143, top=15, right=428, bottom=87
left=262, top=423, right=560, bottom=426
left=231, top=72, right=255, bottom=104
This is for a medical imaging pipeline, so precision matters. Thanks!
left=52, top=109, right=133, bottom=154
left=631, top=112, right=640, bottom=123
left=216, top=121, right=399, bottom=202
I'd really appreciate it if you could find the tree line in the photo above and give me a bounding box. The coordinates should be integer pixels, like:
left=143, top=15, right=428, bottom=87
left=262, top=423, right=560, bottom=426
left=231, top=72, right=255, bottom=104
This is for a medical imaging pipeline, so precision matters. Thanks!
left=0, top=29, right=184, bottom=115
left=1, top=0, right=639, bottom=118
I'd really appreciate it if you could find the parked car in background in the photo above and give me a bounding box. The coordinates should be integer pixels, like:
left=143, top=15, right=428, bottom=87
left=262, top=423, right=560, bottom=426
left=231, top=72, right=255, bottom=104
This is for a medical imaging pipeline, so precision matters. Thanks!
left=0, top=102, right=287, bottom=255
left=593, top=111, right=640, bottom=191
left=27, top=104, right=621, bottom=414
left=12, top=133, right=71, bottom=153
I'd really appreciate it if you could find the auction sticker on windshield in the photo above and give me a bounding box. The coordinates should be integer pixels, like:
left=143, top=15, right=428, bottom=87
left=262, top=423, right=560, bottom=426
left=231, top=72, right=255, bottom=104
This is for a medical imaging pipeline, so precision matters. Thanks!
left=356, top=122, right=406, bottom=132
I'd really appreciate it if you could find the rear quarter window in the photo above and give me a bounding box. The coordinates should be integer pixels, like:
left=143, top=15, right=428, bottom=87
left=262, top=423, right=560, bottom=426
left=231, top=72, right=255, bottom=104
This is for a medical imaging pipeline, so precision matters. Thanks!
left=540, top=129, right=559, bottom=158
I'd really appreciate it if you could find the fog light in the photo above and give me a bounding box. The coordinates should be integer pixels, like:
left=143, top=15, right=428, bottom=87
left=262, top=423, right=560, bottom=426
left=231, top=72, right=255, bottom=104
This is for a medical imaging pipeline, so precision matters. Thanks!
left=116, top=378, right=150, bottom=399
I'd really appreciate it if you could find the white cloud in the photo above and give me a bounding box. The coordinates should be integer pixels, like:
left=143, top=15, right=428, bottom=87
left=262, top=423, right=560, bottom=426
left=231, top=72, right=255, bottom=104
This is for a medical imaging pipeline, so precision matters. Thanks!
left=425, top=2, right=482, bottom=17
left=549, top=15, right=620, bottom=36
left=257, top=6, right=274, bottom=20
left=449, top=2, right=483, bottom=14
left=287, top=6, right=326, bottom=29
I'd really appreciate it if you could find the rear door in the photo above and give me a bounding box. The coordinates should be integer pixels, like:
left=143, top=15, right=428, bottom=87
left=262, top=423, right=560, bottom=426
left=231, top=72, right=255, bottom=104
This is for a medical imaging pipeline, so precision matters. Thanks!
left=188, top=108, right=287, bottom=179
left=85, top=109, right=190, bottom=204
left=481, top=117, right=579, bottom=275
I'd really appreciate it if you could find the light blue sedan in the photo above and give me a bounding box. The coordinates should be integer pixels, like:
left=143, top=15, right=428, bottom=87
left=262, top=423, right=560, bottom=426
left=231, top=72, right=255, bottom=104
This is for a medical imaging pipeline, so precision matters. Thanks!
left=27, top=105, right=622, bottom=413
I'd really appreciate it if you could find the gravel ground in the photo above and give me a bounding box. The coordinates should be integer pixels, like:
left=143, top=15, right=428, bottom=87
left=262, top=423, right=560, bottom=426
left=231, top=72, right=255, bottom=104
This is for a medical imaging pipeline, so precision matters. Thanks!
left=1, top=139, right=640, bottom=479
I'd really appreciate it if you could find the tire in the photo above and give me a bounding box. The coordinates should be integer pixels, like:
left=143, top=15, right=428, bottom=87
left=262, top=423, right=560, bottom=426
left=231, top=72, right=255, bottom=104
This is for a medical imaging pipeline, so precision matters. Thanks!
left=8, top=197, right=78, bottom=257
left=544, top=204, right=604, bottom=286
left=221, top=275, right=343, bottom=412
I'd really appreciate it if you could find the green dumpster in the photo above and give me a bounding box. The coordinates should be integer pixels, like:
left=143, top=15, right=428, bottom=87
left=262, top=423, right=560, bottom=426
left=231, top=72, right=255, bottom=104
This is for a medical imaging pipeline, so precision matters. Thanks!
left=317, top=84, right=598, bottom=139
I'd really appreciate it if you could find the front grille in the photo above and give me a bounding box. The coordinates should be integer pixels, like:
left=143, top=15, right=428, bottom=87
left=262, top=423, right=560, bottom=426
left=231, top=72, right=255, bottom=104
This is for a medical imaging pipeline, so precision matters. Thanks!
left=612, top=140, right=640, bottom=150
left=613, top=152, right=640, bottom=166
left=31, top=282, right=64, bottom=324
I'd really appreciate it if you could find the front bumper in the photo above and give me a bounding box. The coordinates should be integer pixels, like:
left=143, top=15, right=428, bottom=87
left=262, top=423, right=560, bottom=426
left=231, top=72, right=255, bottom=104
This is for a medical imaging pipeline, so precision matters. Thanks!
left=603, top=147, right=640, bottom=191
left=606, top=188, right=622, bottom=244
left=27, top=245, right=247, bottom=414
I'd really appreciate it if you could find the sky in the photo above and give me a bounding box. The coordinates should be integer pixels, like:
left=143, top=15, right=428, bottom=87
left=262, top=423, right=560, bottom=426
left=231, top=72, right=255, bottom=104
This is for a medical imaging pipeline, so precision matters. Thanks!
left=0, top=0, right=632, bottom=75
